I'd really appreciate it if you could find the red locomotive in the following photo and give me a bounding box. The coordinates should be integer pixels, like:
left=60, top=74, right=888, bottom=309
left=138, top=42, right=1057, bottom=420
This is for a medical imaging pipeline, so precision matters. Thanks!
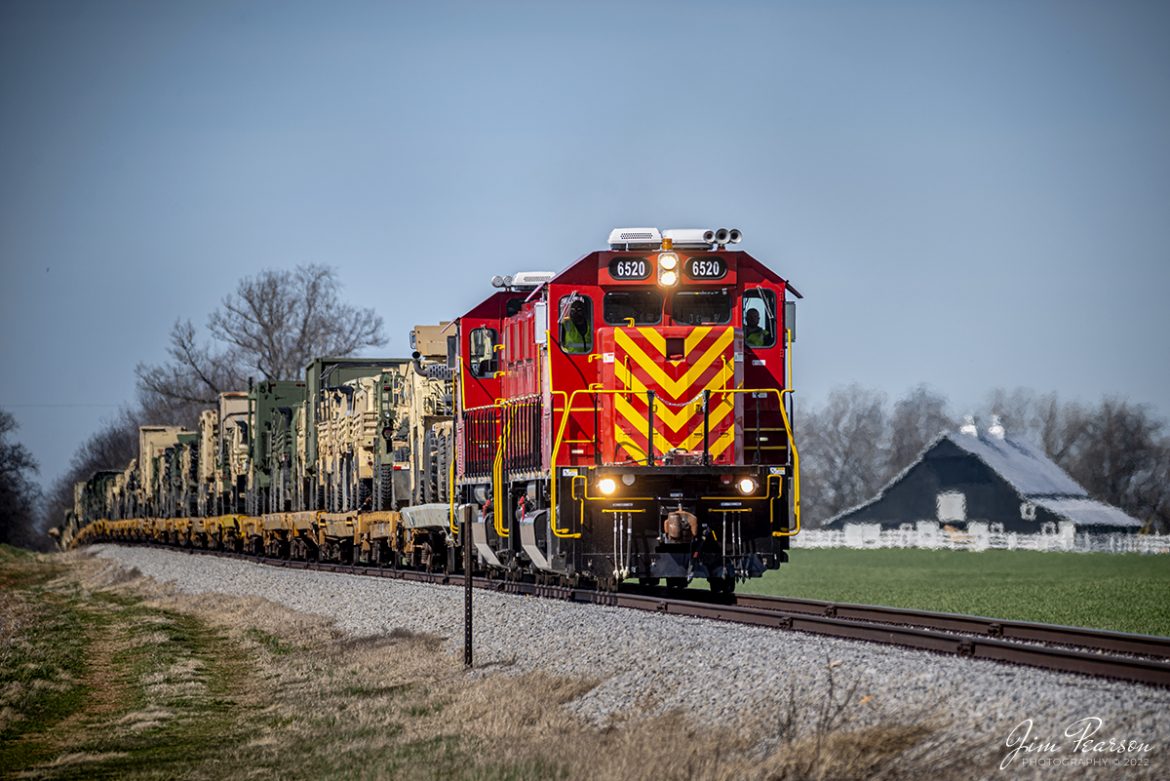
left=453, top=227, right=801, bottom=593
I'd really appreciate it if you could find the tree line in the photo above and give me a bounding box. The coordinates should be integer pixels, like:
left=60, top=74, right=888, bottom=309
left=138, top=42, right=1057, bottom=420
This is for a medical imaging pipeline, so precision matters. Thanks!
left=799, top=384, right=1170, bottom=532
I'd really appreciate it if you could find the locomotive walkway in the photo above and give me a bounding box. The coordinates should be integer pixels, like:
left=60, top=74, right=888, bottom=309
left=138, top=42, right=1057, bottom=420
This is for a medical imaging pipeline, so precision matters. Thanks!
left=139, top=543, right=1170, bottom=688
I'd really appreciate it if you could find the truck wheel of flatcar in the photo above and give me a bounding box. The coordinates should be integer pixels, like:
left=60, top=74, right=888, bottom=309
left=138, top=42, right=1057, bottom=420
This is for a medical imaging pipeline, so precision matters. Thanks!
left=666, top=577, right=689, bottom=590
left=638, top=577, right=661, bottom=587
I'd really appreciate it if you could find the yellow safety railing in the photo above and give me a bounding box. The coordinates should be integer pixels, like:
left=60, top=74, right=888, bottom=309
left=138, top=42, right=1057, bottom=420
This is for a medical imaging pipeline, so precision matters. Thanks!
left=448, top=439, right=458, bottom=536
left=548, top=386, right=670, bottom=538
left=708, top=386, right=801, bottom=537
left=492, top=403, right=510, bottom=537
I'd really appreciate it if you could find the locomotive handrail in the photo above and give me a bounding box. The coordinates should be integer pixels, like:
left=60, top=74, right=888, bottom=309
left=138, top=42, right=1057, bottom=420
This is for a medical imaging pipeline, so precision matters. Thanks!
left=492, top=403, right=510, bottom=538
left=548, top=387, right=657, bottom=538
left=547, top=390, right=581, bottom=538
left=707, top=386, right=801, bottom=536
left=448, top=440, right=458, bottom=535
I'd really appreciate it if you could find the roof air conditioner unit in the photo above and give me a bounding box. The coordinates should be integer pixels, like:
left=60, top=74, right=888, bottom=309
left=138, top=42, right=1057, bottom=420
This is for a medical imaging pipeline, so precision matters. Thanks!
left=508, top=271, right=556, bottom=289
left=608, top=227, right=662, bottom=250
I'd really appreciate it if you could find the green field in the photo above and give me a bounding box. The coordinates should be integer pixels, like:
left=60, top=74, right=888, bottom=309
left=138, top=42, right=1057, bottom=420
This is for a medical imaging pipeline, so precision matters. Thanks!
left=742, top=548, right=1170, bottom=636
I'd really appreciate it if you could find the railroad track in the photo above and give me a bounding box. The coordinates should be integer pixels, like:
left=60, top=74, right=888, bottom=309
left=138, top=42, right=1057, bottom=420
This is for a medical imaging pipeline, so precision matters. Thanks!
left=122, top=543, right=1170, bottom=688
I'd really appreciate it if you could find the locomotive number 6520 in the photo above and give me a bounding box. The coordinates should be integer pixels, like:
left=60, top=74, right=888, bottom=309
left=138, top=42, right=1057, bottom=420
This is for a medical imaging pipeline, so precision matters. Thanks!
left=608, top=257, right=650, bottom=280
left=686, top=257, right=727, bottom=280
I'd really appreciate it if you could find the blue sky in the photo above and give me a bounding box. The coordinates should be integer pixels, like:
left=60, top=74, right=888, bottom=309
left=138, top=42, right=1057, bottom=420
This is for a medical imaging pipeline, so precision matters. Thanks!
left=2, top=0, right=1168, bottom=489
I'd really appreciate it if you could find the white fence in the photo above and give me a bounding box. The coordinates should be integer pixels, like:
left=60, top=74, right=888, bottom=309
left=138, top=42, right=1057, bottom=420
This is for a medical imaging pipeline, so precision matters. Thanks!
left=794, top=521, right=1170, bottom=554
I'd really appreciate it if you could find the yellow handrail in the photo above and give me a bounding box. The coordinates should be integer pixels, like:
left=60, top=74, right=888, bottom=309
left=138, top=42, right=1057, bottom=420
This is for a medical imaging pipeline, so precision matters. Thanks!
left=492, top=403, right=510, bottom=537
left=786, top=327, right=793, bottom=393
left=448, top=434, right=458, bottom=536
left=709, top=386, right=801, bottom=536
left=549, top=387, right=657, bottom=538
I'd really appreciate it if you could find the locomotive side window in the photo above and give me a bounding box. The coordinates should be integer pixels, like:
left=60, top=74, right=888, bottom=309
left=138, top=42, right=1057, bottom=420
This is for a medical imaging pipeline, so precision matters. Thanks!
left=672, top=289, right=732, bottom=325
left=603, top=289, right=663, bottom=325
left=743, top=289, right=777, bottom=348
left=469, top=327, right=498, bottom=378
left=558, top=295, right=593, bottom=354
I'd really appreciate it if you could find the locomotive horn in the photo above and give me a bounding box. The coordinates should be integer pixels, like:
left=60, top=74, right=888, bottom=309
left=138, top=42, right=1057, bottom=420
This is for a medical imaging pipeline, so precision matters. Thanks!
left=727, top=228, right=742, bottom=244
left=702, top=229, right=716, bottom=244
left=714, top=228, right=730, bottom=245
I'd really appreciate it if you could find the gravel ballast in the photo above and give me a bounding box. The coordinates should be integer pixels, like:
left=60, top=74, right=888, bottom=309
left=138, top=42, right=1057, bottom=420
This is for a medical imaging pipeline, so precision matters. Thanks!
left=89, top=544, right=1169, bottom=769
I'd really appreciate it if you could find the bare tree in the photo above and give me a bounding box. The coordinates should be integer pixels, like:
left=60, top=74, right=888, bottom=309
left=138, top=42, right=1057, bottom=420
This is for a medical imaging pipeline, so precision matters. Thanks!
left=1066, top=398, right=1166, bottom=522
left=211, top=264, right=386, bottom=380
left=1126, top=446, right=1170, bottom=534
left=800, top=385, right=889, bottom=524
left=982, top=387, right=1092, bottom=463
left=887, top=384, right=952, bottom=476
left=0, top=409, right=42, bottom=548
left=136, top=319, right=244, bottom=410
left=136, top=265, right=386, bottom=411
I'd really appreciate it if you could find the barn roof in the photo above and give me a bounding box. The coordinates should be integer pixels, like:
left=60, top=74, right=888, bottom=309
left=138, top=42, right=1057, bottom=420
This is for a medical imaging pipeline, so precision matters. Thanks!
left=946, top=431, right=1086, bottom=498
left=1032, top=498, right=1142, bottom=529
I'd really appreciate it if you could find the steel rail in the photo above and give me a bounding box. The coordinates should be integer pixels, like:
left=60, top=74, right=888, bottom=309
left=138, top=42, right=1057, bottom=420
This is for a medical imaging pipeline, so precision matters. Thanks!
left=122, top=543, right=1170, bottom=688
left=731, top=593, right=1170, bottom=659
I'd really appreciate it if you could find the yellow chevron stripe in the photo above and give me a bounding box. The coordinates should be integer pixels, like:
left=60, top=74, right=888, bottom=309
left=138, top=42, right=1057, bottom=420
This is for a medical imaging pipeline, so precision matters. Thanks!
left=614, top=362, right=698, bottom=431
left=709, top=426, right=736, bottom=458
left=615, top=358, right=737, bottom=432
left=614, top=368, right=736, bottom=454
left=614, top=394, right=675, bottom=454
left=677, top=398, right=735, bottom=450
left=614, top=327, right=734, bottom=399
left=635, top=327, right=667, bottom=356
left=613, top=425, right=648, bottom=462
left=684, top=325, right=714, bottom=354
left=613, top=398, right=734, bottom=460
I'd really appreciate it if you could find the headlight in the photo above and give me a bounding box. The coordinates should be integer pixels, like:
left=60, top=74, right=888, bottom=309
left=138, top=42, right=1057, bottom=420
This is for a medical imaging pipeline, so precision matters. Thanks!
left=737, top=477, right=757, bottom=495
left=659, top=269, right=679, bottom=287
left=597, top=477, right=617, bottom=495
left=658, top=251, right=679, bottom=271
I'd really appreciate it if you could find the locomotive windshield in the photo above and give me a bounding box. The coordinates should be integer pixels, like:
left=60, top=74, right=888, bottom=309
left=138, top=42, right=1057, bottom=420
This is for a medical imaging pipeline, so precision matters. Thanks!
left=603, top=289, right=663, bottom=325
left=671, top=288, right=732, bottom=325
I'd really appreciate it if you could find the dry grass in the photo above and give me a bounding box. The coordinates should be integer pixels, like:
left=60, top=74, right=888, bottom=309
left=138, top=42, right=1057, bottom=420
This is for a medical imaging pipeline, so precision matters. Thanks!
left=2, top=548, right=1003, bottom=780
